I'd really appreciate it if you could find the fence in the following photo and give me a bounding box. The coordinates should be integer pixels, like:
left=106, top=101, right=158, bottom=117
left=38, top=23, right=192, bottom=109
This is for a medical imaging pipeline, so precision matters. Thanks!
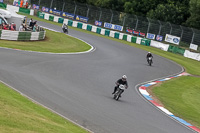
left=3, top=0, right=199, bottom=49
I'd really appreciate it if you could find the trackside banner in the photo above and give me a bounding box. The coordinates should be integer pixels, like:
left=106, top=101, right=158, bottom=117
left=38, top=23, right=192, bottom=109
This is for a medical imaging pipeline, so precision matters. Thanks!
left=104, top=22, right=123, bottom=31
left=32, top=4, right=39, bottom=10
left=42, top=7, right=49, bottom=12
left=49, top=9, right=62, bottom=16
left=62, top=12, right=75, bottom=19
left=146, top=33, right=155, bottom=39
left=95, top=20, right=102, bottom=26
left=190, top=43, right=198, bottom=51
left=156, top=35, right=163, bottom=41
left=75, top=15, right=88, bottom=23
left=165, top=34, right=180, bottom=45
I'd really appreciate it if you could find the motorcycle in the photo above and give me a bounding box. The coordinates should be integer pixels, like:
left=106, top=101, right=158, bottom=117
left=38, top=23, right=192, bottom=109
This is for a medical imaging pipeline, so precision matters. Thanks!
left=62, top=27, right=68, bottom=34
left=147, top=57, right=153, bottom=66
left=113, top=84, right=125, bottom=100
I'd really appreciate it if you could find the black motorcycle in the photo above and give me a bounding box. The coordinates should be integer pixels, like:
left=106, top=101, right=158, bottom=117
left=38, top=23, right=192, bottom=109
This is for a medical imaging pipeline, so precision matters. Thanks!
left=113, top=84, right=125, bottom=100
left=147, top=57, right=153, bottom=66
left=63, top=27, right=68, bottom=34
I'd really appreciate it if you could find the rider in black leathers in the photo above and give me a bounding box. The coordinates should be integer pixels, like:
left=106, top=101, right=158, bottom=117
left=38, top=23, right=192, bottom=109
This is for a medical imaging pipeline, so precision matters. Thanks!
left=62, top=23, right=68, bottom=33
left=112, top=75, right=128, bottom=97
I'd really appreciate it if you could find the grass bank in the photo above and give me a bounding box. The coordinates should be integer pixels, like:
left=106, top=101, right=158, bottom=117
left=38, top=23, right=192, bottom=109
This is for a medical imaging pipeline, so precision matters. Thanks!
left=0, top=83, right=89, bottom=133
left=152, top=76, right=200, bottom=128
left=2, top=12, right=199, bottom=130
left=0, top=29, right=91, bottom=53
left=25, top=13, right=200, bottom=128
left=20, top=13, right=200, bottom=75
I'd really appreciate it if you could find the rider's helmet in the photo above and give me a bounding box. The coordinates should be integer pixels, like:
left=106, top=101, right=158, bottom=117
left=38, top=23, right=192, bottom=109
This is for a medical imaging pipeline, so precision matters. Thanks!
left=148, top=52, right=151, bottom=54
left=122, top=75, right=127, bottom=80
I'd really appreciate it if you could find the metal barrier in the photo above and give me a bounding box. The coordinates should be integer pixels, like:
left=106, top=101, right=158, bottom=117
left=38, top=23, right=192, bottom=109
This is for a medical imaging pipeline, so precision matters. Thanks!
left=4, top=0, right=199, bottom=49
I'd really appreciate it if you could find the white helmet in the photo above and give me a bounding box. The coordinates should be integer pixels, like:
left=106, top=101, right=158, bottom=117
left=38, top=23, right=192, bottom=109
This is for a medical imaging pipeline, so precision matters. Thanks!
left=122, top=75, right=127, bottom=79
left=148, top=52, right=151, bottom=53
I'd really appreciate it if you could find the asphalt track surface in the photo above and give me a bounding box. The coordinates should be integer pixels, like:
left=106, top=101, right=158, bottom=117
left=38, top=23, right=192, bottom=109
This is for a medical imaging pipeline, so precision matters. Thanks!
left=0, top=21, right=196, bottom=133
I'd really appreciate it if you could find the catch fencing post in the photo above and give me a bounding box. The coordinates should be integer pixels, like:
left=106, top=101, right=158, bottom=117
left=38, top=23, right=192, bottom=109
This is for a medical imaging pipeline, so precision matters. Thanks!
left=62, top=2, right=65, bottom=12
left=158, top=20, right=162, bottom=35
left=147, top=17, right=150, bottom=33
left=74, top=1, right=77, bottom=15
left=86, top=4, right=89, bottom=18
left=50, top=0, right=53, bottom=9
left=38, top=0, right=41, bottom=5
left=99, top=7, right=102, bottom=21
left=110, top=9, right=113, bottom=23
left=135, top=15, right=138, bottom=30
left=168, top=22, right=172, bottom=34
left=122, top=15, right=126, bottom=27
left=191, top=28, right=195, bottom=44
left=180, top=25, right=183, bottom=40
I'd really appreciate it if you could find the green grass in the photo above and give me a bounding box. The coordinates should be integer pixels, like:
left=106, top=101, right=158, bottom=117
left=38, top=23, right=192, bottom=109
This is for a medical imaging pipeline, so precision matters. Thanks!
left=0, top=29, right=91, bottom=53
left=0, top=83, right=89, bottom=133
left=152, top=76, right=200, bottom=128
left=19, top=12, right=200, bottom=76
left=0, top=12, right=198, bottom=131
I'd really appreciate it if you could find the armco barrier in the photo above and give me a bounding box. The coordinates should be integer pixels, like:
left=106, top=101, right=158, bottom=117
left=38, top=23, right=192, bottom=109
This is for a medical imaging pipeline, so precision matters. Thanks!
left=96, top=27, right=101, bottom=34
left=0, top=30, right=46, bottom=41
left=132, top=36, right=137, bottom=43
left=114, top=32, right=120, bottom=39
left=87, top=25, right=92, bottom=31
left=123, top=34, right=127, bottom=41
left=184, top=50, right=200, bottom=61
left=0, top=2, right=7, bottom=9
left=105, top=29, right=110, bottom=36
left=77, top=22, right=83, bottom=29
left=58, top=18, right=64, bottom=23
left=168, top=45, right=185, bottom=55
left=49, top=15, right=54, bottom=21
left=68, top=20, right=73, bottom=26
left=19, top=8, right=30, bottom=14
left=32, top=10, right=200, bottom=62
left=141, top=39, right=151, bottom=46
left=150, top=40, right=169, bottom=51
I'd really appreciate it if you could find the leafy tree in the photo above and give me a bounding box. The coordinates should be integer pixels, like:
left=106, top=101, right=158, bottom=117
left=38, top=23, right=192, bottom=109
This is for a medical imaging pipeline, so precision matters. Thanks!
left=186, top=0, right=200, bottom=29
left=147, top=3, right=189, bottom=25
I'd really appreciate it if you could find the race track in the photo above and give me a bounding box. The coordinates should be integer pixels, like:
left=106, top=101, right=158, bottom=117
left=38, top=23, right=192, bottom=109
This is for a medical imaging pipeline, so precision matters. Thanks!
left=0, top=21, right=195, bottom=133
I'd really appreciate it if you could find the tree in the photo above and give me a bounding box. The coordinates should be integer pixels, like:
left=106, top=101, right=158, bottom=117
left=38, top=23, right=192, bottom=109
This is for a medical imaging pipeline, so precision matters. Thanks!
left=147, top=4, right=188, bottom=25
left=186, top=0, right=200, bottom=29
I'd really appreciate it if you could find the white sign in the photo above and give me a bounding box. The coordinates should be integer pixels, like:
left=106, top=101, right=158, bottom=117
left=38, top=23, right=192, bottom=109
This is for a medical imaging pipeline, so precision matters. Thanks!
left=104, top=22, right=123, bottom=31
left=190, top=43, right=198, bottom=51
left=165, top=34, right=180, bottom=45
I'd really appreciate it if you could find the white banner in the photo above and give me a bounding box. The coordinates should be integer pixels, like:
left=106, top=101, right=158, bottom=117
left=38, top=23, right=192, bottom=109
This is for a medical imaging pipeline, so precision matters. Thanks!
left=165, top=34, right=180, bottom=45
left=190, top=43, right=198, bottom=51
left=150, top=40, right=169, bottom=51
left=184, top=50, right=200, bottom=61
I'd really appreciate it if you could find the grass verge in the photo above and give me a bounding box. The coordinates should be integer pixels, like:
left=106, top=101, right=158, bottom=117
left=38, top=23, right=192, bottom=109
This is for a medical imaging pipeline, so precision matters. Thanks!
left=25, top=13, right=200, bottom=129
left=0, top=83, right=89, bottom=133
left=0, top=29, right=91, bottom=53
left=19, top=12, right=200, bottom=75
left=1, top=12, right=199, bottom=130
left=152, top=76, right=200, bottom=128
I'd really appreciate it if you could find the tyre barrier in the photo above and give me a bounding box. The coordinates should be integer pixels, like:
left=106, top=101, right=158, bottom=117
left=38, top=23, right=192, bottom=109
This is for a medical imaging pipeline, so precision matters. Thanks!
left=0, top=28, right=46, bottom=41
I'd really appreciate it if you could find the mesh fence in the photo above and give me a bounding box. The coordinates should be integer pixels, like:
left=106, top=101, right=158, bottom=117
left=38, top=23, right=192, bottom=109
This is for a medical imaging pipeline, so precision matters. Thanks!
left=8, top=0, right=198, bottom=48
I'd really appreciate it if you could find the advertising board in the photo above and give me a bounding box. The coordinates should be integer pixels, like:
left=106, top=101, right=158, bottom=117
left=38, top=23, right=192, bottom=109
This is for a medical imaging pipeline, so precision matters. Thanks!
left=165, top=34, right=180, bottom=45
left=95, top=20, right=102, bottom=26
left=75, top=15, right=88, bottom=23
left=104, top=22, right=123, bottom=31
left=146, top=33, right=156, bottom=39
